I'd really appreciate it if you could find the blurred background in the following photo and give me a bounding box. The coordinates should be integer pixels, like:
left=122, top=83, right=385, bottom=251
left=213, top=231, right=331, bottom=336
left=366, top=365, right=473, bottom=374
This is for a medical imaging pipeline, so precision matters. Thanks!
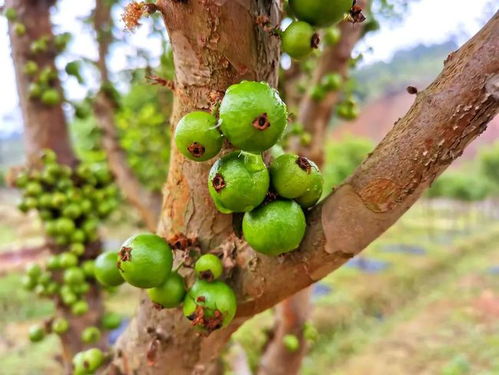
left=0, top=0, right=498, bottom=374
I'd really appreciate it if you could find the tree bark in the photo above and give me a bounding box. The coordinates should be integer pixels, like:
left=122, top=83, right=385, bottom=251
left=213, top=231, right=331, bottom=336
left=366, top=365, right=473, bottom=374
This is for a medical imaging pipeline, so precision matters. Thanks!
left=93, top=0, right=162, bottom=231
left=113, top=8, right=498, bottom=375
left=6, top=0, right=105, bottom=369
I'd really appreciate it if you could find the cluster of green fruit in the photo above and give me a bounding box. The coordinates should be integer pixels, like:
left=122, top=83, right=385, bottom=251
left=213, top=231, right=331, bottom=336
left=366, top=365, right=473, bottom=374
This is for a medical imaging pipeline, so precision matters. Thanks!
left=93, top=233, right=237, bottom=333
left=174, top=81, right=323, bottom=256
left=3, top=7, right=71, bottom=107
left=281, top=0, right=352, bottom=59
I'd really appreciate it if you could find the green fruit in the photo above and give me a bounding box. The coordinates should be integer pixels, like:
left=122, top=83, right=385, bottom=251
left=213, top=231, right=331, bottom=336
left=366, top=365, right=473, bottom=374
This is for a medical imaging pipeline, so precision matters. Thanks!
left=25, top=181, right=42, bottom=196
left=41, top=149, right=57, bottom=163
left=17, top=200, right=29, bottom=213
left=194, top=254, right=223, bottom=281
left=61, top=290, right=78, bottom=305
left=72, top=352, right=87, bottom=374
left=51, top=191, right=67, bottom=207
left=30, top=38, right=48, bottom=54
left=219, top=81, right=287, bottom=152
left=21, top=275, right=37, bottom=290
left=46, top=281, right=60, bottom=296
left=295, top=171, right=323, bottom=208
left=283, top=334, right=300, bottom=352
left=4, top=7, right=17, bottom=21
left=71, top=229, right=86, bottom=244
left=64, top=267, right=85, bottom=285
left=118, top=234, right=173, bottom=288
left=270, top=154, right=322, bottom=199
left=65, top=61, right=84, bottom=83
left=208, top=151, right=269, bottom=213
left=70, top=243, right=85, bottom=256
left=54, top=32, right=71, bottom=51
left=38, top=271, right=52, bottom=286
left=55, top=235, right=69, bottom=246
left=15, top=171, right=29, bottom=188
left=147, top=272, right=186, bottom=308
left=94, top=251, right=124, bottom=287
left=56, top=217, right=75, bottom=235
left=62, top=203, right=82, bottom=219
left=336, top=101, right=359, bottom=120
left=82, top=260, right=95, bottom=278
left=242, top=200, right=306, bottom=255
left=174, top=111, right=223, bottom=161
left=23, top=61, right=38, bottom=76
left=282, top=21, right=318, bottom=60
left=81, top=326, right=101, bottom=343
left=41, top=89, right=61, bottom=106
left=26, top=263, right=42, bottom=279
left=52, top=318, right=69, bottom=334
left=321, top=73, right=342, bottom=91
left=310, top=85, right=326, bottom=101
left=83, top=348, right=104, bottom=372
left=38, top=193, right=52, bottom=208
left=28, top=325, right=45, bottom=343
left=80, top=199, right=93, bottom=214
left=324, top=26, right=341, bottom=45
left=101, top=312, right=122, bottom=330
left=14, top=22, right=26, bottom=36
left=46, top=255, right=62, bottom=270
left=183, top=280, right=237, bottom=332
left=24, top=196, right=38, bottom=209
left=289, top=0, right=351, bottom=27
left=71, top=300, right=89, bottom=315
left=73, top=282, right=90, bottom=295
left=82, top=218, right=98, bottom=236
left=59, top=252, right=78, bottom=268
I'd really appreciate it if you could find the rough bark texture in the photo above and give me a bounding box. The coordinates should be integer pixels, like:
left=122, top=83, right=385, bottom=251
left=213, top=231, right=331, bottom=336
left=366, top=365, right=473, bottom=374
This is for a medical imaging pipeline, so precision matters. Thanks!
left=93, top=0, right=162, bottom=231
left=111, top=1, right=281, bottom=374
left=6, top=0, right=105, bottom=368
left=113, top=7, right=498, bottom=375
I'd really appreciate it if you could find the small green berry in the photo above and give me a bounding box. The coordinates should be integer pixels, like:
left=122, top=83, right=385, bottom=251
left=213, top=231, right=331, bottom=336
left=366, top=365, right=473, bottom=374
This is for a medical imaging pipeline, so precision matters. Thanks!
left=194, top=254, right=223, bottom=281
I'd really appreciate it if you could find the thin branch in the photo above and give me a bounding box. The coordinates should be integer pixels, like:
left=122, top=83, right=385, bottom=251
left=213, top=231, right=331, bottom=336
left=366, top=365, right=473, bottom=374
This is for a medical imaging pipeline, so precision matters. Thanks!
left=93, top=0, right=162, bottom=231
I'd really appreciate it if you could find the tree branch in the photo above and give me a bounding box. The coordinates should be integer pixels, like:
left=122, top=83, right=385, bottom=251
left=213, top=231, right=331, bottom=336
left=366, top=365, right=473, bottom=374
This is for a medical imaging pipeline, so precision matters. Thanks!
left=93, top=0, right=162, bottom=231
left=233, top=11, right=499, bottom=318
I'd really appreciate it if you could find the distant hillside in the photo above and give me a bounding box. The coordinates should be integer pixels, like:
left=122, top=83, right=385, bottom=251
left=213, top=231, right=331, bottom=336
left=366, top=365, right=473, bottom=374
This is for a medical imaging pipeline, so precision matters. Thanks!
left=354, top=40, right=459, bottom=101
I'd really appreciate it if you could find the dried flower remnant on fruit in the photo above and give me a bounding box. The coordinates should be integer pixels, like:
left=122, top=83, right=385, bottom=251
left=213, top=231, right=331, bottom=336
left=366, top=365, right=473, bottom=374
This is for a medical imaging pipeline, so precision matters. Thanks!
left=187, top=142, right=206, bottom=158
left=296, top=156, right=312, bottom=173
left=347, top=0, right=366, bottom=24
left=252, top=113, right=271, bottom=131
left=199, top=270, right=215, bottom=281
left=188, top=305, right=223, bottom=333
left=122, top=2, right=158, bottom=31
left=119, top=246, right=132, bottom=262
left=212, top=173, right=226, bottom=192
left=311, top=33, right=320, bottom=49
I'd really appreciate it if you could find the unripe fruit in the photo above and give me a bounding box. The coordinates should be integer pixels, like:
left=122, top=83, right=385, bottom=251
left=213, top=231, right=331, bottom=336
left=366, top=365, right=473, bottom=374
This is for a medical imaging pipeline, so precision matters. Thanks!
left=61, top=290, right=78, bottom=306
left=21, top=275, right=37, bottom=291
left=4, top=7, right=17, bottom=21
left=59, top=252, right=78, bottom=268
left=321, top=72, right=342, bottom=91
left=54, top=32, right=71, bottom=51
left=81, top=326, right=101, bottom=343
left=38, top=271, right=52, bottom=286
left=219, top=81, right=287, bottom=152
left=183, top=280, right=237, bottom=332
left=71, top=229, right=86, bottom=244
left=28, top=324, right=45, bottom=343
left=70, top=243, right=85, bottom=256
left=242, top=200, right=306, bottom=256
left=83, top=348, right=105, bottom=372
left=46, top=255, right=62, bottom=270
left=101, top=312, right=122, bottom=330
left=270, top=154, right=322, bottom=199
left=208, top=151, right=269, bottom=213
left=23, top=61, right=38, bottom=76
left=52, top=318, right=69, bottom=334
left=324, top=26, right=341, bottom=45
left=24, top=196, right=38, bottom=210
left=282, top=21, right=319, bottom=60
left=62, top=203, right=82, bottom=219
left=175, top=111, right=223, bottom=161
left=289, top=0, right=351, bottom=27
left=147, top=272, right=186, bottom=308
left=194, top=254, right=223, bottom=281
left=283, top=334, right=300, bottom=352
left=310, top=85, right=326, bottom=101
left=39, top=208, right=52, bottom=221
left=51, top=191, right=67, bottom=207
left=56, top=217, right=75, bottom=235
left=71, top=300, right=89, bottom=315
left=41, top=89, right=61, bottom=106
left=25, top=181, right=42, bottom=196
left=30, top=38, right=48, bottom=54
left=82, top=260, right=95, bottom=278
left=94, top=251, right=124, bottom=287
left=26, top=263, right=42, bottom=279
left=336, top=100, right=359, bottom=120
left=117, top=234, right=173, bottom=288
left=295, top=171, right=323, bottom=208
left=64, top=267, right=85, bottom=285
left=15, top=171, right=29, bottom=188
left=55, top=235, right=69, bottom=246
left=14, top=22, right=26, bottom=36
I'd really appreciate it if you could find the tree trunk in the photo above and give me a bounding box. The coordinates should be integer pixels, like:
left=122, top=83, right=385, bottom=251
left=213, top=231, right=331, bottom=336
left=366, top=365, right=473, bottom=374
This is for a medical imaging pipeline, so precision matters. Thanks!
left=6, top=0, right=105, bottom=369
left=111, top=1, right=281, bottom=373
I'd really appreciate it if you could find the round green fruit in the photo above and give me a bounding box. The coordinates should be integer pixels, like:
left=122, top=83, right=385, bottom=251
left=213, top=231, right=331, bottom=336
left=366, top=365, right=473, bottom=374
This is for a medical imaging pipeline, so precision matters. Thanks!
left=324, top=25, right=341, bottom=45
left=56, top=217, right=75, bottom=235
left=25, top=181, right=42, bottom=196
left=321, top=72, right=342, bottom=91
left=62, top=203, right=82, bottom=219
left=208, top=151, right=269, bottom=213
left=282, top=21, right=319, bottom=60
left=28, top=83, right=43, bottom=99
left=336, top=101, right=359, bottom=120
left=46, top=255, right=62, bottom=270
left=52, top=318, right=69, bottom=334
left=61, top=290, right=78, bottom=306
left=101, top=312, right=122, bottom=330
left=59, top=252, right=78, bottom=268
left=94, top=251, right=124, bottom=287
left=295, top=171, right=323, bottom=208
left=183, top=280, right=237, bottom=332
left=28, top=324, right=45, bottom=343
left=194, top=254, right=223, bottom=281
left=26, top=263, right=42, bottom=279
left=23, top=61, right=38, bottom=76
left=81, top=260, right=95, bottom=278
left=83, top=348, right=104, bottom=372
left=64, top=267, right=85, bottom=285
left=242, top=200, right=306, bottom=256
left=70, top=243, right=85, bottom=256
left=81, top=326, right=101, bottom=343
left=14, top=22, right=26, bottom=36
left=283, top=334, right=300, bottom=352
left=71, top=300, right=89, bottom=316
left=117, top=233, right=173, bottom=288
left=147, top=272, right=186, bottom=308
left=21, top=275, right=37, bottom=291
left=41, top=89, right=61, bottom=106
left=219, top=81, right=287, bottom=152
left=174, top=111, right=223, bottom=161
left=270, top=154, right=322, bottom=199
left=4, top=7, right=17, bottom=21
left=289, top=0, right=351, bottom=27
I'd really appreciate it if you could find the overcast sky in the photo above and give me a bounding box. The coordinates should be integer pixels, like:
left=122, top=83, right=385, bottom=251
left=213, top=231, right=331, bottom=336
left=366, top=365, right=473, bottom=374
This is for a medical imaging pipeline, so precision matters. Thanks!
left=0, top=0, right=496, bottom=136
